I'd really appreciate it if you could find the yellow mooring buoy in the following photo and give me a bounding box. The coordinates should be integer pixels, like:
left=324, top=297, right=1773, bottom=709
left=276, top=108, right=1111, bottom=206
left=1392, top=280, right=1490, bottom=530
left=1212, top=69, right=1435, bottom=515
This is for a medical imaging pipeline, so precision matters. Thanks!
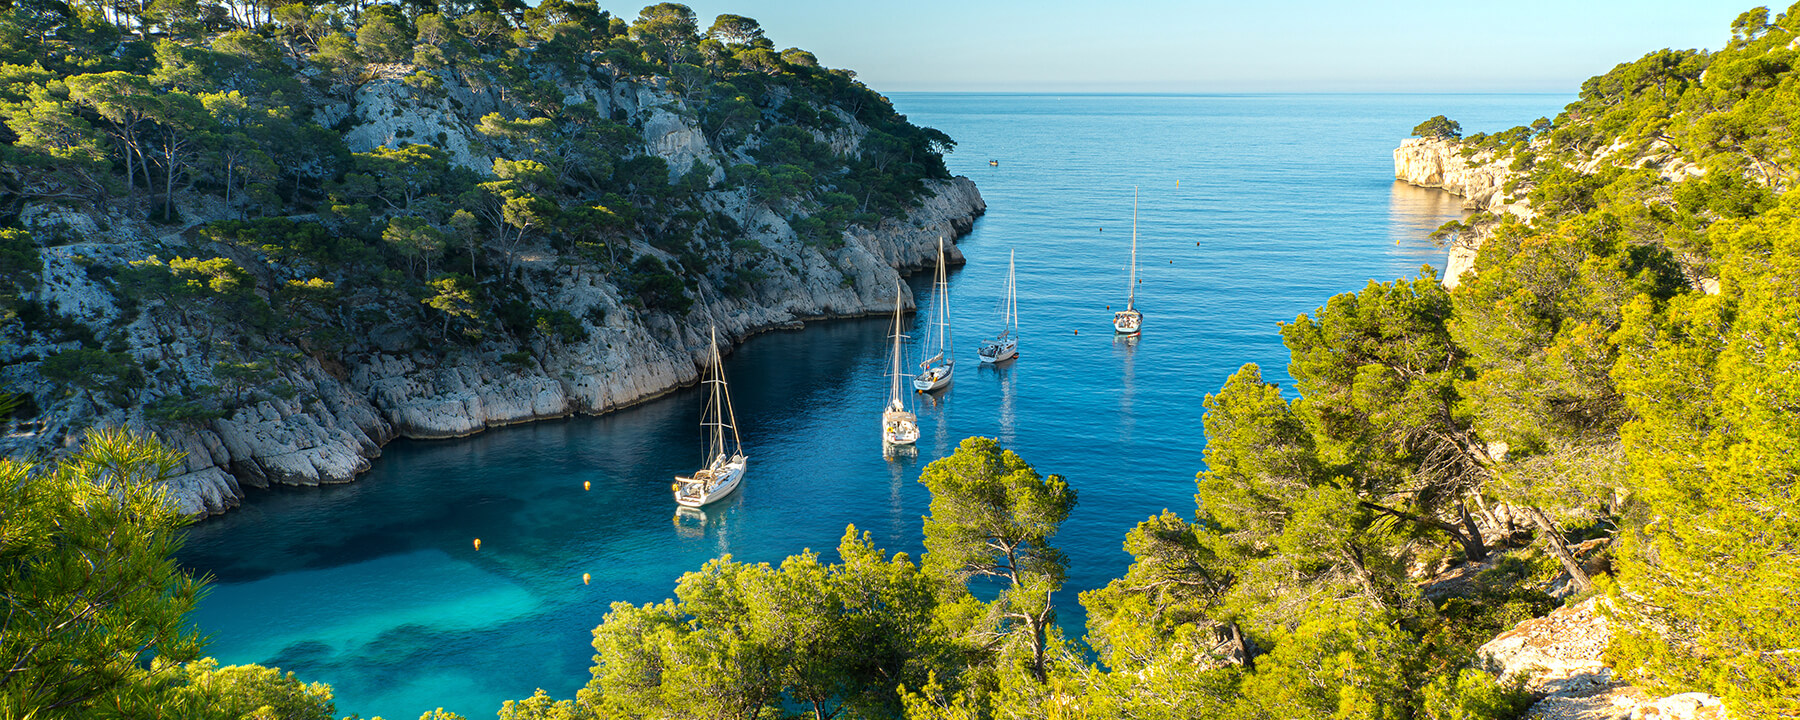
left=473, top=538, right=481, bottom=551
left=583, top=573, right=591, bottom=585
left=584, top=480, right=591, bottom=491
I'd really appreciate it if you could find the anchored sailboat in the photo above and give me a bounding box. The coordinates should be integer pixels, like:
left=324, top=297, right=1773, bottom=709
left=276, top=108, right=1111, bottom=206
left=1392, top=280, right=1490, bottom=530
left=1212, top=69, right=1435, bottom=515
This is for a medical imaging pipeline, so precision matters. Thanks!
left=882, top=283, right=920, bottom=445
left=674, top=326, right=747, bottom=507
left=914, top=237, right=955, bottom=392
left=1113, top=188, right=1143, bottom=334
left=978, top=249, right=1018, bottom=363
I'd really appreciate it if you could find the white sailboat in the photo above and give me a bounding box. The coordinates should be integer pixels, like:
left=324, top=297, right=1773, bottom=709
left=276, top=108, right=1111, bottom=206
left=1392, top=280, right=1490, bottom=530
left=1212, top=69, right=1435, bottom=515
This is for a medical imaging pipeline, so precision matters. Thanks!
left=1113, top=187, right=1144, bottom=335
left=674, top=326, right=747, bottom=507
left=978, top=249, right=1019, bottom=363
left=882, top=283, right=920, bottom=445
left=913, top=237, right=955, bottom=392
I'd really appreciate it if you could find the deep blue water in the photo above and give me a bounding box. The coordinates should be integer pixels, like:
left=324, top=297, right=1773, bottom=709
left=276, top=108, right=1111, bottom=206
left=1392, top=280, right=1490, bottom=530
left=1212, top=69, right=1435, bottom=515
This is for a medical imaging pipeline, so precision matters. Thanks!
left=178, top=93, right=1571, bottom=720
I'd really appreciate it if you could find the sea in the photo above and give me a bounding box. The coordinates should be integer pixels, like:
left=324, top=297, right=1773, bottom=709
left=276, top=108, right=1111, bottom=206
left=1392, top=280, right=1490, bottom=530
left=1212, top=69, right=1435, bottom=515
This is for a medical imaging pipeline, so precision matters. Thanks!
left=178, top=93, right=1571, bottom=720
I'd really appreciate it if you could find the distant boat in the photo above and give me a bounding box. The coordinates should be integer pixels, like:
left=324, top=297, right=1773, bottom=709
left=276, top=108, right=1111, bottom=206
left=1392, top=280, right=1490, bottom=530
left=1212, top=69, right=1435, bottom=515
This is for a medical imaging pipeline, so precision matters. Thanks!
left=882, top=283, right=920, bottom=445
left=978, top=249, right=1018, bottom=363
left=989, top=159, right=999, bottom=166
left=1113, top=188, right=1143, bottom=335
left=914, top=237, right=955, bottom=392
left=674, top=326, right=747, bottom=507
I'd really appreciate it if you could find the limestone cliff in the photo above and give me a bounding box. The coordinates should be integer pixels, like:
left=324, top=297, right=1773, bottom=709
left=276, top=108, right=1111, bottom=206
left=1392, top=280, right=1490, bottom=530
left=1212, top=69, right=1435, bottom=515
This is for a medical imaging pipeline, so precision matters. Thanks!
left=1394, top=134, right=1712, bottom=290
left=1392, top=138, right=1530, bottom=288
left=0, top=65, right=985, bottom=516
left=1392, top=137, right=1530, bottom=218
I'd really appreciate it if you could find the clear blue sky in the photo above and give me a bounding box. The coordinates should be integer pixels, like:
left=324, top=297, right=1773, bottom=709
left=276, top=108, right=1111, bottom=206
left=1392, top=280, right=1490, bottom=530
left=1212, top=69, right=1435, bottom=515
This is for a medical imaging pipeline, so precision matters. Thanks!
left=671, top=0, right=1757, bottom=92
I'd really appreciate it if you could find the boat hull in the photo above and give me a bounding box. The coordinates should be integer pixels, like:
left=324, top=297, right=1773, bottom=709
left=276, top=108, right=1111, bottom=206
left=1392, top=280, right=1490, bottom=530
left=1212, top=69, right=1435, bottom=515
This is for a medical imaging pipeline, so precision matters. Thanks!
left=674, top=456, right=747, bottom=507
left=883, top=409, right=919, bottom=445
left=977, top=338, right=1017, bottom=363
left=1113, top=310, right=1142, bottom=334
left=913, top=362, right=954, bottom=391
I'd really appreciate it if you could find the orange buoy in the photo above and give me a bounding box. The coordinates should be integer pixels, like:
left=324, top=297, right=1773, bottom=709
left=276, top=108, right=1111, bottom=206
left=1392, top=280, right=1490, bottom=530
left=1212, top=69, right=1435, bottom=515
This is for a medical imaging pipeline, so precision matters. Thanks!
left=582, top=573, right=591, bottom=585
left=473, top=538, right=481, bottom=551
left=583, top=481, right=591, bottom=491
left=1073, top=329, right=1079, bottom=335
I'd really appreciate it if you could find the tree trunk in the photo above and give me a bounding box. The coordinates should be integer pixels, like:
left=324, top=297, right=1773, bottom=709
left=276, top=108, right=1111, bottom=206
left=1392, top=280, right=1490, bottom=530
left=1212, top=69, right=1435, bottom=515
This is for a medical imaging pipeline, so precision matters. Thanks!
left=1524, top=505, right=1593, bottom=594
left=1341, top=544, right=1391, bottom=611
left=1455, top=500, right=1490, bottom=561
left=1227, top=621, right=1255, bottom=673
left=1359, top=500, right=1487, bottom=562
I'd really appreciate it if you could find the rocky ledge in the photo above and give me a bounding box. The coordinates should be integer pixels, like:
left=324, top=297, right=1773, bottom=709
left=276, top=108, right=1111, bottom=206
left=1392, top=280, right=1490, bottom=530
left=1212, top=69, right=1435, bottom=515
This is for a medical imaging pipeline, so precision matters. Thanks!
left=1478, top=598, right=1732, bottom=720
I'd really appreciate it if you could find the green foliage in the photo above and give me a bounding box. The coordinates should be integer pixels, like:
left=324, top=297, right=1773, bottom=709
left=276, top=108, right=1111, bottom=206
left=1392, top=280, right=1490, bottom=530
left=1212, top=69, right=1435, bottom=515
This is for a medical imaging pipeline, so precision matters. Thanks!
left=160, top=658, right=337, bottom=720
left=422, top=273, right=485, bottom=341
left=1280, top=269, right=1495, bottom=562
left=919, top=436, right=1077, bottom=683
left=39, top=347, right=142, bottom=400
left=591, top=526, right=947, bottom=720
left=1413, top=115, right=1462, bottom=139
left=0, top=429, right=206, bottom=717
left=1607, top=191, right=1800, bottom=717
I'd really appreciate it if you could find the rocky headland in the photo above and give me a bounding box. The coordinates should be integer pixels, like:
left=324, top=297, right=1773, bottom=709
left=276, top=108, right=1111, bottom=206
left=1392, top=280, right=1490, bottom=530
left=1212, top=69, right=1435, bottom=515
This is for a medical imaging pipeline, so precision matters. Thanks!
left=1, top=58, right=984, bottom=516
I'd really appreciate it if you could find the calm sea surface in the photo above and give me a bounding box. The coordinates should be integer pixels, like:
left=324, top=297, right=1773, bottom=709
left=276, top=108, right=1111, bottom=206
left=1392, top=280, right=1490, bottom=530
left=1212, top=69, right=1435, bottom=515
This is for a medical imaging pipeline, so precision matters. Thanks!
left=179, top=93, right=1570, bottom=719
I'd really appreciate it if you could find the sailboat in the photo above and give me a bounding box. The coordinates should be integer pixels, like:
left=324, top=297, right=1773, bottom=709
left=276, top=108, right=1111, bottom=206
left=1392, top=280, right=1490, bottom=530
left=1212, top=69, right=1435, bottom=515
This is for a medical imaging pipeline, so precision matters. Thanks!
left=882, top=283, right=921, bottom=445
left=913, top=237, right=955, bottom=391
left=1113, top=187, right=1144, bottom=335
left=674, top=326, right=747, bottom=507
left=978, top=249, right=1019, bottom=363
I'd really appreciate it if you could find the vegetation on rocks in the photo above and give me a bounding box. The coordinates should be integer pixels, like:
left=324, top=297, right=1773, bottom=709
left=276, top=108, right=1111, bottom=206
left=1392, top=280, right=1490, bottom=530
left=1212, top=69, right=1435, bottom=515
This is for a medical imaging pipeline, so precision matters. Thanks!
left=0, top=0, right=958, bottom=461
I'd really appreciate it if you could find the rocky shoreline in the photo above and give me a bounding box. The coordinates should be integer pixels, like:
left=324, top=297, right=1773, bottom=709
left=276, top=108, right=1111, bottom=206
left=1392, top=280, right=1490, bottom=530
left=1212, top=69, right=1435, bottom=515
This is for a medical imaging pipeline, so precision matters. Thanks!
left=181, top=178, right=982, bottom=516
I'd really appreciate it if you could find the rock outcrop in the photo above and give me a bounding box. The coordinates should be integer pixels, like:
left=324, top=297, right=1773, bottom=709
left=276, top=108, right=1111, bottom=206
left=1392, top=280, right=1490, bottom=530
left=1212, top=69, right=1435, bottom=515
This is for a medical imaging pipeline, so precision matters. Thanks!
left=1393, top=137, right=1528, bottom=217
left=1477, top=598, right=1732, bottom=720
left=1393, top=137, right=1531, bottom=289
left=0, top=66, right=986, bottom=516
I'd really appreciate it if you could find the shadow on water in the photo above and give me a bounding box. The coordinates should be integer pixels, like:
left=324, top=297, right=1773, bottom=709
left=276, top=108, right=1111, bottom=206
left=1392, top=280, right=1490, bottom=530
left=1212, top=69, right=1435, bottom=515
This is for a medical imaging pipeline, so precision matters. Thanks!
left=179, top=93, right=1567, bottom=720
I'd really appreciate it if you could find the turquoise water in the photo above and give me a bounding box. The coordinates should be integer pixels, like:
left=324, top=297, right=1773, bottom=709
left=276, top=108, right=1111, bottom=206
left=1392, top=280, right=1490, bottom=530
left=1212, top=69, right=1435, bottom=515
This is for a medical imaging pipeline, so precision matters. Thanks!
left=178, top=93, right=1571, bottom=719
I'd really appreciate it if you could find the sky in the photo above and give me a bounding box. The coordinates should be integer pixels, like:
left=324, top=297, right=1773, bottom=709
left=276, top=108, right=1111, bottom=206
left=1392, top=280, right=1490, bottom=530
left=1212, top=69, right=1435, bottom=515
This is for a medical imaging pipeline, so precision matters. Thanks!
left=670, top=0, right=1758, bottom=92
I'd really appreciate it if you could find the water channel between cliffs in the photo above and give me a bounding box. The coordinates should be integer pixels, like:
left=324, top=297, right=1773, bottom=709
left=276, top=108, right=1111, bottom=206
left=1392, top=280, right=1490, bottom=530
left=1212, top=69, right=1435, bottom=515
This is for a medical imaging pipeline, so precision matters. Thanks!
left=178, top=93, right=1571, bottom=719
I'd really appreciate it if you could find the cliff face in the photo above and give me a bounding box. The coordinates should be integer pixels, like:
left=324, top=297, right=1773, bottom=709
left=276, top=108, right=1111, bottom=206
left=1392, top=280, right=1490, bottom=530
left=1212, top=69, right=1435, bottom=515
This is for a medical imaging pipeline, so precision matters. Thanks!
left=1393, top=137, right=1531, bottom=289
left=1, top=69, right=984, bottom=516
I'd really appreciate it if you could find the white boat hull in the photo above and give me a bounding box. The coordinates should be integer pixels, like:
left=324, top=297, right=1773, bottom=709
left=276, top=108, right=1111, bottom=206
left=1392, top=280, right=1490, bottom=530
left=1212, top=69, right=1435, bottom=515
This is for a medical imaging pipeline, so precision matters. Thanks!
left=913, top=361, right=954, bottom=391
left=883, top=410, right=919, bottom=445
left=977, top=337, right=1017, bottom=363
left=674, top=455, right=747, bottom=507
left=1113, top=310, right=1141, bottom=334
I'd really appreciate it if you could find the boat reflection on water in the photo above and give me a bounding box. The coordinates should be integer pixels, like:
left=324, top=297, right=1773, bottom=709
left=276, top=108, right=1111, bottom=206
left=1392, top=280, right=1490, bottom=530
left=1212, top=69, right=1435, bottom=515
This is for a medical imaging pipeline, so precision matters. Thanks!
left=672, top=506, right=708, bottom=539
left=984, top=360, right=1017, bottom=447
left=671, top=501, right=735, bottom=554
left=882, top=441, right=918, bottom=460
left=1114, top=332, right=1137, bottom=441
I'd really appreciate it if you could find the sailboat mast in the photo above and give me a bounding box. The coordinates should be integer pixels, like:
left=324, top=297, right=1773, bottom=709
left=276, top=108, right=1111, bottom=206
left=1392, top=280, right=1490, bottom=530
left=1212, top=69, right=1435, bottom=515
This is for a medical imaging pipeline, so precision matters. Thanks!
left=1129, top=187, right=1138, bottom=310
left=936, top=236, right=951, bottom=357
left=1008, top=249, right=1017, bottom=332
left=889, top=284, right=905, bottom=403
